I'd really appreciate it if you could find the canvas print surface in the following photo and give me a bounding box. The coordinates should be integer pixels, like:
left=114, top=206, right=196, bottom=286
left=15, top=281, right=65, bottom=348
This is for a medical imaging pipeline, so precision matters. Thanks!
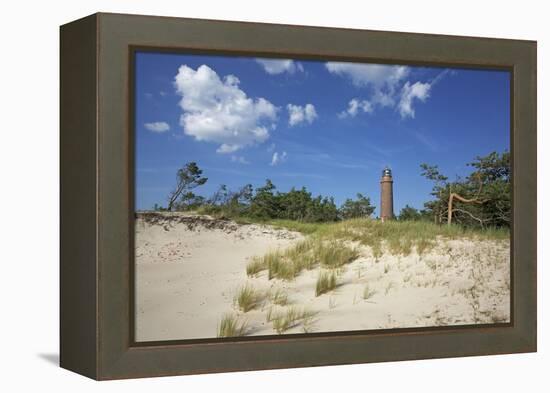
left=134, top=52, right=510, bottom=342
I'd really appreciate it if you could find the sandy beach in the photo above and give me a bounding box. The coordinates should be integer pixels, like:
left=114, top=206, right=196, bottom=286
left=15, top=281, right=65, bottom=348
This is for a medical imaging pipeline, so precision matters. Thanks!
left=135, top=212, right=510, bottom=342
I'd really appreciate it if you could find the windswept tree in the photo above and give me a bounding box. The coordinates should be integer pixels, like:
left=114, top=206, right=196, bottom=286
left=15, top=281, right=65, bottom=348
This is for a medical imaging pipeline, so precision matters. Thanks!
left=420, top=151, right=510, bottom=228
left=208, top=184, right=230, bottom=206
left=167, top=162, right=208, bottom=211
left=339, top=193, right=375, bottom=219
left=218, top=184, right=254, bottom=216
left=446, top=172, right=488, bottom=226
left=229, top=184, right=254, bottom=206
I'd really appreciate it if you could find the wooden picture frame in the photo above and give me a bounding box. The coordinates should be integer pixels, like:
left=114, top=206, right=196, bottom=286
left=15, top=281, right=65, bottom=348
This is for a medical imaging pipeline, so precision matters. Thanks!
left=60, top=12, right=537, bottom=380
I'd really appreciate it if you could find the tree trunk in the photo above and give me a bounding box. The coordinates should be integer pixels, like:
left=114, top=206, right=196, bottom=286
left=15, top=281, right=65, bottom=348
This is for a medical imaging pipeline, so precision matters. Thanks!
left=167, top=182, right=185, bottom=211
left=447, top=194, right=454, bottom=226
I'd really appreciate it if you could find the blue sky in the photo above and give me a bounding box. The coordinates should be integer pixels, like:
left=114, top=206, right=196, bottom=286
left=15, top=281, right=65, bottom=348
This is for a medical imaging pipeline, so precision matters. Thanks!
left=135, top=51, right=510, bottom=215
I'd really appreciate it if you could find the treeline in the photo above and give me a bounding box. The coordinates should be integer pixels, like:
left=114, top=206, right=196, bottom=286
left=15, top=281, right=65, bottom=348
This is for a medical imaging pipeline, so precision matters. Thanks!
left=154, top=162, right=375, bottom=222
left=155, top=150, right=511, bottom=229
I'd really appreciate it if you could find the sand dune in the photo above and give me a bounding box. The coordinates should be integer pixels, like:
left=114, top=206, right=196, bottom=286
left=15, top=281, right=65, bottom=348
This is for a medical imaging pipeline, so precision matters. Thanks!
left=135, top=213, right=302, bottom=341
left=135, top=213, right=510, bottom=342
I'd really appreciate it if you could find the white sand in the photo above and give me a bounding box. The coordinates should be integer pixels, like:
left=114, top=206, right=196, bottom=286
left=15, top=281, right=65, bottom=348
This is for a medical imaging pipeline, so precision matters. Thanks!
left=135, top=213, right=510, bottom=341
left=135, top=213, right=302, bottom=341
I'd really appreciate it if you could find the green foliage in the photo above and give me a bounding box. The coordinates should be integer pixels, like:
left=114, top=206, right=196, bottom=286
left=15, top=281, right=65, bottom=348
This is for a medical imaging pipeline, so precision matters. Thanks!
left=468, top=151, right=511, bottom=228
left=199, top=183, right=254, bottom=218
left=248, top=179, right=279, bottom=219
left=161, top=163, right=376, bottom=223
left=398, top=204, right=422, bottom=221
left=248, top=181, right=340, bottom=222
left=339, top=193, right=376, bottom=219
left=192, top=179, right=340, bottom=223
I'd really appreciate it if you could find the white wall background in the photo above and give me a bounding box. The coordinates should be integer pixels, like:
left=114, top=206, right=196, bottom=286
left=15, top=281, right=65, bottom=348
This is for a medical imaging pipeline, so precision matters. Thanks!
left=0, top=0, right=546, bottom=391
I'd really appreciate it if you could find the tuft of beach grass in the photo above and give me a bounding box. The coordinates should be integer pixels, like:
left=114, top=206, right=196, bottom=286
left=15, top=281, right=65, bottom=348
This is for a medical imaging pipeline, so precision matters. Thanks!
left=270, top=306, right=316, bottom=334
left=315, top=270, right=337, bottom=297
left=217, top=313, right=248, bottom=337
left=234, top=283, right=262, bottom=312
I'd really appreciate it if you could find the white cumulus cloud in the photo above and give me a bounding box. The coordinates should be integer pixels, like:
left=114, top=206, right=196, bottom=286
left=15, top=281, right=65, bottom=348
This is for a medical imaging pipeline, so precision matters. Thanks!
left=270, top=151, right=287, bottom=166
left=338, top=99, right=373, bottom=118
left=398, top=81, right=431, bottom=119
left=287, top=103, right=318, bottom=126
left=144, top=121, right=170, bottom=133
left=174, top=64, right=278, bottom=153
left=326, top=62, right=409, bottom=90
left=256, top=58, right=304, bottom=75
left=328, top=62, right=446, bottom=120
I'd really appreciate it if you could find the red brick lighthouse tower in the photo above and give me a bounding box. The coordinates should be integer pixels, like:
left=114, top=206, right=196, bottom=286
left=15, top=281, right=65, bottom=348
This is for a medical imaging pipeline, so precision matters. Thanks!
left=380, top=167, right=394, bottom=222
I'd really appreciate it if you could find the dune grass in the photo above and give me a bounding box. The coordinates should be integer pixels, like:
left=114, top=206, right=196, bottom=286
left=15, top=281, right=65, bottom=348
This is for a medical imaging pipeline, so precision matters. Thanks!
left=362, top=283, right=376, bottom=300
left=264, top=219, right=327, bottom=235
left=187, top=207, right=508, bottom=244
left=269, top=287, right=289, bottom=306
left=268, top=256, right=298, bottom=280
left=217, top=313, right=248, bottom=337
left=315, top=270, right=338, bottom=297
left=250, top=219, right=507, bottom=280
left=234, top=283, right=263, bottom=312
left=317, top=240, right=360, bottom=268
left=249, top=238, right=360, bottom=281
left=310, top=218, right=508, bottom=258
left=270, top=306, right=317, bottom=334
left=247, top=217, right=508, bottom=286
left=246, top=256, right=267, bottom=277
left=273, top=217, right=508, bottom=242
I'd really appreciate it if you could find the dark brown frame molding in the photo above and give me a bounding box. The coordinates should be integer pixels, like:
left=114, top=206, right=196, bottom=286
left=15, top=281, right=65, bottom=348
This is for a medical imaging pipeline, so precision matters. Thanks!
left=60, top=12, right=537, bottom=380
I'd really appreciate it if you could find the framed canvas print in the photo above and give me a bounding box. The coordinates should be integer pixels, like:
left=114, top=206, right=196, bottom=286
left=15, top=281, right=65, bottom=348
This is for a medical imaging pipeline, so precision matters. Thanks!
left=60, top=13, right=537, bottom=380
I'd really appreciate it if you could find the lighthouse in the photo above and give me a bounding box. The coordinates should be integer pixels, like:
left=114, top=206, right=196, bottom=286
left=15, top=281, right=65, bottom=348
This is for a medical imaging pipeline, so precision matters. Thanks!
left=380, top=167, right=394, bottom=222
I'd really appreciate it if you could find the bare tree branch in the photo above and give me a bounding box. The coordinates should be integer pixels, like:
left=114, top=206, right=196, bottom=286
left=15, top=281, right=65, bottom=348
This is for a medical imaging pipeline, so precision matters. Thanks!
left=447, top=173, right=489, bottom=226
left=452, top=208, right=487, bottom=228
